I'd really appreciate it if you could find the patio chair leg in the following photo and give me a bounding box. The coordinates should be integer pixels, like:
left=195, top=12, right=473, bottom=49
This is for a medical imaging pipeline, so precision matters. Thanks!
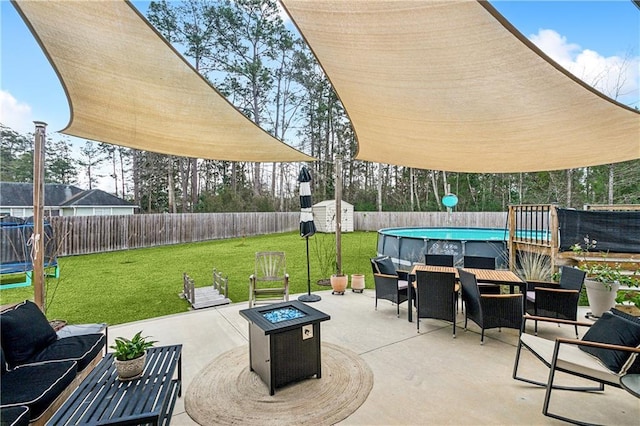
left=574, top=324, right=579, bottom=338
left=534, top=319, right=538, bottom=336
left=480, top=329, right=485, bottom=345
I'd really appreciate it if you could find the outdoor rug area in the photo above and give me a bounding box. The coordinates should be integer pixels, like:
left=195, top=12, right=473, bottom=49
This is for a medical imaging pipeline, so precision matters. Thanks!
left=185, top=342, right=374, bottom=425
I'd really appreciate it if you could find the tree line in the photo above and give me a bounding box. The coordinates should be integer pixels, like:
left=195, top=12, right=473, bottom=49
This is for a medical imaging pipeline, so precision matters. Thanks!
left=2, top=0, right=638, bottom=213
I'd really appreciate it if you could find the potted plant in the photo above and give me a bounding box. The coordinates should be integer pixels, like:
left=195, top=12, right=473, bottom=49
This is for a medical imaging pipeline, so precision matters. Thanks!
left=330, top=272, right=348, bottom=295
left=110, top=331, right=156, bottom=381
left=571, top=237, right=640, bottom=318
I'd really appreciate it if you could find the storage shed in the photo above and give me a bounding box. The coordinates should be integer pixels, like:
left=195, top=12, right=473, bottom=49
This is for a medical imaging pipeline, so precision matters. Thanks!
left=312, top=200, right=354, bottom=233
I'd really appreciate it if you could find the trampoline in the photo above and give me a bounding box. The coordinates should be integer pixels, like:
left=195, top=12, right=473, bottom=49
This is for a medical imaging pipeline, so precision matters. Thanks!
left=0, top=216, right=58, bottom=289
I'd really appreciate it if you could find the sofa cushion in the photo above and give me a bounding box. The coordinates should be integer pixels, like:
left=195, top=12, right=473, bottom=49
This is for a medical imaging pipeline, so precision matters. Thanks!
left=373, top=256, right=397, bottom=276
left=610, top=308, right=640, bottom=374
left=29, top=333, right=106, bottom=372
left=579, top=311, right=640, bottom=374
left=0, top=301, right=57, bottom=367
left=0, top=406, right=30, bottom=426
left=0, top=360, right=77, bottom=422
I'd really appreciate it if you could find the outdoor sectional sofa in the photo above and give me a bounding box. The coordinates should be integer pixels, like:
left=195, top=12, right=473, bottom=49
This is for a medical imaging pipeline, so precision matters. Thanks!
left=0, top=300, right=106, bottom=425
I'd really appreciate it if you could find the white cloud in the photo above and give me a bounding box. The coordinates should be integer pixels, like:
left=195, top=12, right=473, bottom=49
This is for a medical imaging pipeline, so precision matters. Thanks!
left=529, top=29, right=639, bottom=108
left=0, top=90, right=33, bottom=134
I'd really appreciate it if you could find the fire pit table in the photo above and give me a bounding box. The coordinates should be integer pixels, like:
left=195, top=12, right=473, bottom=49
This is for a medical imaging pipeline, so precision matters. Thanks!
left=239, top=300, right=330, bottom=395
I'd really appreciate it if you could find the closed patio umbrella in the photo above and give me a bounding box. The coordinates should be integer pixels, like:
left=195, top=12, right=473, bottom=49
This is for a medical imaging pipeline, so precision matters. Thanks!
left=298, top=166, right=320, bottom=302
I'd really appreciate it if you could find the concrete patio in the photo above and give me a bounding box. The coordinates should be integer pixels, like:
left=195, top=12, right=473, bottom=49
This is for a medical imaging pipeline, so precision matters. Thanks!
left=109, top=289, right=639, bottom=425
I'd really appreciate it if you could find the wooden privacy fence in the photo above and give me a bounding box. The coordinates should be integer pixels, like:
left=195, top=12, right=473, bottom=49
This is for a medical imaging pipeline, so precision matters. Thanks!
left=49, top=213, right=300, bottom=256
left=49, top=211, right=509, bottom=256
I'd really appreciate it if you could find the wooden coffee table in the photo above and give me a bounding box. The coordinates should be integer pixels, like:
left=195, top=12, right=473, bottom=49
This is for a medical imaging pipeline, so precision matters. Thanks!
left=48, top=345, right=182, bottom=425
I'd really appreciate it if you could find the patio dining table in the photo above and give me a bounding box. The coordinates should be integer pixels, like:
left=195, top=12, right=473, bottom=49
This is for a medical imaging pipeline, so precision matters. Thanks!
left=407, top=265, right=524, bottom=322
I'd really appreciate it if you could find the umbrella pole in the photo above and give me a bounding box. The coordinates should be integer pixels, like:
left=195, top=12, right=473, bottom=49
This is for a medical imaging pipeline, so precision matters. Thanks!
left=298, top=235, right=321, bottom=302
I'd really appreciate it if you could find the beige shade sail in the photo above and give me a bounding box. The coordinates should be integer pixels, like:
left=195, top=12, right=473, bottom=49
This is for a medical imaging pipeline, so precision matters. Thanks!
left=281, top=0, right=640, bottom=172
left=13, top=0, right=314, bottom=163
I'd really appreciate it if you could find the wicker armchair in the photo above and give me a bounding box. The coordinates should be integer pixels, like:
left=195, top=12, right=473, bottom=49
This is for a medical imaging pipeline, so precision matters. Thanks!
left=424, top=254, right=454, bottom=267
left=371, top=256, right=409, bottom=317
left=415, top=270, right=457, bottom=335
left=458, top=268, right=523, bottom=343
left=526, top=266, right=586, bottom=337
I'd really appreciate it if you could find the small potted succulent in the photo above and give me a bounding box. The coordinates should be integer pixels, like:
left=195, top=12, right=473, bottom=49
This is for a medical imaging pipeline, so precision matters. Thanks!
left=110, top=331, right=157, bottom=381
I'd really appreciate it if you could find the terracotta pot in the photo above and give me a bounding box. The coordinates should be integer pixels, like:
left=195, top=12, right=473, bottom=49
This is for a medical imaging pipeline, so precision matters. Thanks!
left=330, top=274, right=348, bottom=295
left=114, top=352, right=146, bottom=381
left=351, top=274, right=365, bottom=293
left=584, top=279, right=620, bottom=318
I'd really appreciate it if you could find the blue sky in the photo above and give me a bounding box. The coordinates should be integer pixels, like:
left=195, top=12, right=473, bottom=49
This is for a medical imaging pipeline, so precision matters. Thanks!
left=1, top=1, right=638, bottom=189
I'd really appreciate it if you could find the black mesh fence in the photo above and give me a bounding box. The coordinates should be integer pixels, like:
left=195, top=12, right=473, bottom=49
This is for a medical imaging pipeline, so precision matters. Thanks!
left=557, top=208, right=640, bottom=253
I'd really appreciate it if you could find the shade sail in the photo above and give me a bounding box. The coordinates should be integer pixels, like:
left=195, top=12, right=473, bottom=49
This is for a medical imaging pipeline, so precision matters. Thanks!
left=13, top=0, right=313, bottom=163
left=281, top=0, right=640, bottom=172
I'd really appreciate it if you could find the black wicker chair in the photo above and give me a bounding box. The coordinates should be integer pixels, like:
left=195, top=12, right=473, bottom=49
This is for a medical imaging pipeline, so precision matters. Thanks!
left=425, top=254, right=454, bottom=267
left=526, top=266, right=587, bottom=338
left=415, top=270, right=457, bottom=335
left=425, top=254, right=460, bottom=310
left=371, top=256, right=409, bottom=317
left=463, top=255, right=500, bottom=294
left=458, top=268, right=523, bottom=343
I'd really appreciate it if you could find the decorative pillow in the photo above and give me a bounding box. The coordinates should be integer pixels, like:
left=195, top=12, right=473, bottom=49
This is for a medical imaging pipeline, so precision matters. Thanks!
left=610, top=308, right=640, bottom=374
left=0, top=301, right=57, bottom=367
left=579, top=311, right=640, bottom=374
left=373, top=256, right=397, bottom=276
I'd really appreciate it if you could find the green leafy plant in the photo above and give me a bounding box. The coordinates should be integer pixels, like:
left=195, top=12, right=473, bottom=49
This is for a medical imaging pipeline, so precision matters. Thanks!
left=312, top=233, right=336, bottom=281
left=571, top=236, right=639, bottom=289
left=110, top=331, right=157, bottom=361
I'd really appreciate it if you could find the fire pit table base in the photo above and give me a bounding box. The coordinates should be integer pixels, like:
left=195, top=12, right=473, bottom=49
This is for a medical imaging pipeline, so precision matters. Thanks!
left=240, top=301, right=330, bottom=395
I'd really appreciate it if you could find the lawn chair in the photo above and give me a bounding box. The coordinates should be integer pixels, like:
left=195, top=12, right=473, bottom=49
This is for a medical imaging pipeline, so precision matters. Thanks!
left=249, top=252, right=289, bottom=308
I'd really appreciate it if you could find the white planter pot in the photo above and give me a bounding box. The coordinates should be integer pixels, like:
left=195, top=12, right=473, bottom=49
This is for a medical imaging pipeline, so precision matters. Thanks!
left=350, top=274, right=365, bottom=293
left=584, top=279, right=620, bottom=318
left=114, top=352, right=146, bottom=381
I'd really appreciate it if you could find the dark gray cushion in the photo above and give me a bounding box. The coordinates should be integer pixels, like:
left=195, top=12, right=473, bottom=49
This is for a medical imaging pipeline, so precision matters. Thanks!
left=29, top=333, right=105, bottom=372
left=0, top=406, right=30, bottom=426
left=0, top=301, right=57, bottom=368
left=580, top=311, right=640, bottom=374
left=611, top=308, right=640, bottom=374
left=0, top=360, right=77, bottom=422
left=374, top=256, right=397, bottom=276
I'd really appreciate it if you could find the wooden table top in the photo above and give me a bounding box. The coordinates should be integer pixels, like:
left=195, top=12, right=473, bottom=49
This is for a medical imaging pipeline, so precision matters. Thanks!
left=411, top=265, right=523, bottom=285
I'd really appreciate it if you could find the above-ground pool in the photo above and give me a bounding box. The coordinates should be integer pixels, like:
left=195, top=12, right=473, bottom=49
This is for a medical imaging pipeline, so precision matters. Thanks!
left=377, top=227, right=511, bottom=269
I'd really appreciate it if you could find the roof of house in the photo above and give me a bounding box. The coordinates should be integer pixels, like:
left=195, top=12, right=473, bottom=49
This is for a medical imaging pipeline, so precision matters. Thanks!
left=0, top=182, right=134, bottom=207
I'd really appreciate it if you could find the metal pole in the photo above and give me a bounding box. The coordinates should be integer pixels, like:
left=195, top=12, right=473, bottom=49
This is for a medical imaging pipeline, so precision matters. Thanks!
left=306, top=236, right=311, bottom=295
left=335, top=154, right=342, bottom=276
left=33, top=121, right=47, bottom=311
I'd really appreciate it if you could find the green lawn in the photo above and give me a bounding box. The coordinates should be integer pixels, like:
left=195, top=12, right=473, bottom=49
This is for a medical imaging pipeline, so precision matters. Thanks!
left=0, top=231, right=378, bottom=325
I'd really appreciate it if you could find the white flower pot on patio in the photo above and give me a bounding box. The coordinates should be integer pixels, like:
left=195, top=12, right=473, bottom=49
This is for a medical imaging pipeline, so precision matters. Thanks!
left=584, top=279, right=620, bottom=318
